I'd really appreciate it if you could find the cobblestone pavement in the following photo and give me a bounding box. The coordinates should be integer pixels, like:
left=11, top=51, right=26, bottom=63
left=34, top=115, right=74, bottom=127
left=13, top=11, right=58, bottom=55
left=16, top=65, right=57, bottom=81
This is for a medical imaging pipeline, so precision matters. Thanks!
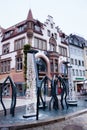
left=47, top=113, right=87, bottom=130
left=0, top=95, right=87, bottom=130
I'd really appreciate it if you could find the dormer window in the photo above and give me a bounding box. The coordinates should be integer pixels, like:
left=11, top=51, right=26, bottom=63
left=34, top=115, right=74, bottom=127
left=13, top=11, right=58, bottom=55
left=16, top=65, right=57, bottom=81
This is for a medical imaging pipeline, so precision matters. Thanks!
left=17, top=26, right=24, bottom=33
left=69, top=38, right=73, bottom=44
left=34, top=25, right=41, bottom=32
left=17, top=24, right=27, bottom=33
left=74, top=38, right=79, bottom=46
left=4, top=31, right=13, bottom=38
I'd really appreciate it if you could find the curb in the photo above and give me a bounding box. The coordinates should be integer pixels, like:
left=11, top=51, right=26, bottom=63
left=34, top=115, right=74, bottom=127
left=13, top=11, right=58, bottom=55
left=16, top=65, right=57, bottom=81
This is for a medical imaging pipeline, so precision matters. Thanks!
left=65, top=108, right=87, bottom=119
left=1, top=109, right=87, bottom=130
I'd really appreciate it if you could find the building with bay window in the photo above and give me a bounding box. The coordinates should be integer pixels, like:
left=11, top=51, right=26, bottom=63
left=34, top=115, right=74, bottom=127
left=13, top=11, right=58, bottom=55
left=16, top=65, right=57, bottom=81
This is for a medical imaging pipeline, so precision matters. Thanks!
left=0, top=9, right=69, bottom=96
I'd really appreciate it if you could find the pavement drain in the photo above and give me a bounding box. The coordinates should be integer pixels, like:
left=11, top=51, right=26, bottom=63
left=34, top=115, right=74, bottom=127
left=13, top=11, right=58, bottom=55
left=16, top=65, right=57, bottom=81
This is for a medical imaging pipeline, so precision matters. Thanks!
left=63, top=124, right=83, bottom=130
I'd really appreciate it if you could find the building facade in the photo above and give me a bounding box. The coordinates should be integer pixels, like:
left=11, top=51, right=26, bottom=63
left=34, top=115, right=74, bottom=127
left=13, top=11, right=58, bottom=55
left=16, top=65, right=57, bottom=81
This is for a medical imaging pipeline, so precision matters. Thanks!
left=67, top=34, right=86, bottom=93
left=0, top=9, right=69, bottom=96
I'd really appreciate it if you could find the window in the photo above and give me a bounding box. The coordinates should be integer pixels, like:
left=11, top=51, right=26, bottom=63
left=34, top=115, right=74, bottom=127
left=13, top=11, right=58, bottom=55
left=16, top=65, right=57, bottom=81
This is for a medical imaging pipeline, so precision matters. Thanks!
left=37, top=58, right=47, bottom=72
left=51, top=23, right=53, bottom=29
left=83, top=70, right=85, bottom=76
left=47, top=30, right=50, bottom=37
left=0, top=60, right=10, bottom=73
left=79, top=70, right=82, bottom=76
left=4, top=31, right=13, bottom=39
left=54, top=33, right=57, bottom=39
left=69, top=38, right=73, bottom=44
left=78, top=60, right=81, bottom=66
left=72, top=69, right=75, bottom=76
left=14, top=37, right=25, bottom=50
left=76, top=69, right=79, bottom=76
left=82, top=61, right=84, bottom=66
left=71, top=58, right=74, bottom=64
left=85, top=50, right=87, bottom=55
left=75, top=59, right=77, bottom=65
left=50, top=59, right=54, bottom=72
left=59, top=46, right=67, bottom=56
left=55, top=59, right=58, bottom=72
left=43, top=41, right=47, bottom=50
left=34, top=37, right=47, bottom=50
left=16, top=57, right=22, bottom=71
left=2, top=43, right=10, bottom=54
left=50, top=44, right=56, bottom=51
left=17, top=25, right=27, bottom=33
left=60, top=63, right=66, bottom=75
left=34, top=25, right=41, bottom=32
left=74, top=38, right=79, bottom=46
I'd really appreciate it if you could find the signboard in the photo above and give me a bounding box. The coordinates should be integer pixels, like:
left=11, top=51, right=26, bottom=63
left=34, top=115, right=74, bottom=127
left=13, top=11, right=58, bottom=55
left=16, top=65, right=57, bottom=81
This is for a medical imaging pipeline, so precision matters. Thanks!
left=23, top=53, right=37, bottom=117
left=75, top=78, right=84, bottom=81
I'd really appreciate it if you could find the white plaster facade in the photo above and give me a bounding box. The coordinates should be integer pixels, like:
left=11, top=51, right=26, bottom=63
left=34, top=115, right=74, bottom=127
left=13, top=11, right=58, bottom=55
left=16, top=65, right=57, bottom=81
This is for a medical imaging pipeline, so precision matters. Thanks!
left=69, top=39, right=86, bottom=93
left=0, top=9, right=69, bottom=96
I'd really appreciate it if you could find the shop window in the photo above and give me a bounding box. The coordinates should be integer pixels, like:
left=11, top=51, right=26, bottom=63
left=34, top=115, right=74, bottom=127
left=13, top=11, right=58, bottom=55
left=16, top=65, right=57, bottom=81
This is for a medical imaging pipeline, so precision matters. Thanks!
left=16, top=84, right=24, bottom=96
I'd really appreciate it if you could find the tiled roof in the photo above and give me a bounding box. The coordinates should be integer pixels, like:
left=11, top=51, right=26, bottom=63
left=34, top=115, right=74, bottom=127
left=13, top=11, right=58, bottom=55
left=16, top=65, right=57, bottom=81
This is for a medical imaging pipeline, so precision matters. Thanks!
left=1, top=9, right=43, bottom=41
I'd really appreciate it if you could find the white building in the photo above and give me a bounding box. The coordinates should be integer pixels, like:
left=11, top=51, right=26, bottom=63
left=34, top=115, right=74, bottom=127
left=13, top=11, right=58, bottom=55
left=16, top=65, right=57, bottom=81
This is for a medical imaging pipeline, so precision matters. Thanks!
left=67, top=34, right=86, bottom=93
left=0, top=9, right=69, bottom=96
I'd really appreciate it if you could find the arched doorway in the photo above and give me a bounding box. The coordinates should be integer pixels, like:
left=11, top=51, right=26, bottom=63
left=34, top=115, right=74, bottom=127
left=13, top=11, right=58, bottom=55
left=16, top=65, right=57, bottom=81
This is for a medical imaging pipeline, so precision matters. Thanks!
left=36, top=58, right=47, bottom=79
left=35, top=52, right=50, bottom=79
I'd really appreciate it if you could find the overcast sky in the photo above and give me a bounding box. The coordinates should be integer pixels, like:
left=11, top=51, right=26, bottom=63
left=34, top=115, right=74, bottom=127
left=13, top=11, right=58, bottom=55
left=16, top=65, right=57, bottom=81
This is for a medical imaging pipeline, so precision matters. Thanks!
left=0, top=0, right=87, bottom=39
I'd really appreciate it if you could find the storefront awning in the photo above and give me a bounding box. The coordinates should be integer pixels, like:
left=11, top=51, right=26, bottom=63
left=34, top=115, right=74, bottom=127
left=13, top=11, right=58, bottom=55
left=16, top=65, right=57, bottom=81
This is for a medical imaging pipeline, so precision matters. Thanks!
left=77, top=80, right=87, bottom=84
